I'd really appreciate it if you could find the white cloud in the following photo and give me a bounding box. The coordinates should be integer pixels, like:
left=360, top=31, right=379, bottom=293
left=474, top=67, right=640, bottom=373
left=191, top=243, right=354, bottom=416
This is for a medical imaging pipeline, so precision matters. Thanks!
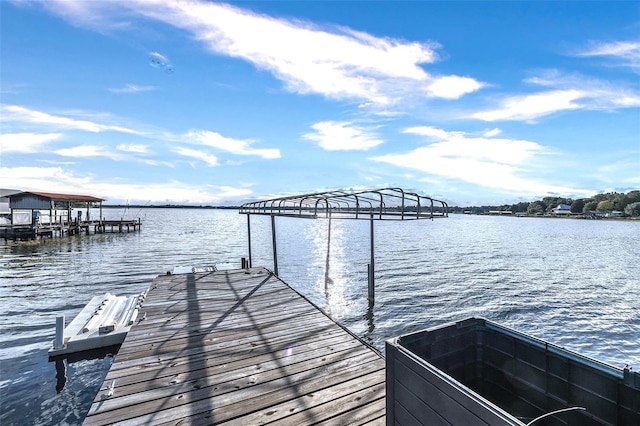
left=403, top=126, right=461, bottom=139
left=35, top=0, right=483, bottom=105
left=304, top=121, right=383, bottom=151
left=483, top=128, right=502, bottom=137
left=528, top=71, right=640, bottom=110
left=116, top=144, right=149, bottom=153
left=470, top=89, right=584, bottom=122
left=174, top=147, right=219, bottom=166
left=426, top=75, right=484, bottom=99
left=0, top=132, right=63, bottom=153
left=55, top=145, right=122, bottom=160
left=108, top=84, right=157, bottom=93
left=0, top=166, right=79, bottom=182
left=373, top=126, right=581, bottom=196
left=216, top=185, right=252, bottom=198
left=133, top=1, right=436, bottom=104
left=576, top=40, right=640, bottom=71
left=1, top=105, right=142, bottom=134
left=0, top=166, right=251, bottom=204
left=471, top=70, right=640, bottom=123
left=184, top=130, right=280, bottom=159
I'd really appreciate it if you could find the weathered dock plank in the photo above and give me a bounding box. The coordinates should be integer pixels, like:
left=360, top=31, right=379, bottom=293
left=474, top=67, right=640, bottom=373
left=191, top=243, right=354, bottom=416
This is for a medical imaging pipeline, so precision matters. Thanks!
left=83, top=267, right=385, bottom=425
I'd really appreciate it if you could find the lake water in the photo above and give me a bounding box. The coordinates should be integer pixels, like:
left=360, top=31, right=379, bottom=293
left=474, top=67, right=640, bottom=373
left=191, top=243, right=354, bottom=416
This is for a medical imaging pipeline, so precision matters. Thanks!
left=1, top=209, right=638, bottom=425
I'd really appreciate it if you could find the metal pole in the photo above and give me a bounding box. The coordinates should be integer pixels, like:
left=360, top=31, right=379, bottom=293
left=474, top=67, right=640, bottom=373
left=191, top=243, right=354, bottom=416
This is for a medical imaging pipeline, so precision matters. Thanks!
left=55, top=315, right=65, bottom=349
left=247, top=214, right=253, bottom=268
left=271, top=214, right=279, bottom=276
left=368, top=213, right=375, bottom=306
left=324, top=211, right=332, bottom=295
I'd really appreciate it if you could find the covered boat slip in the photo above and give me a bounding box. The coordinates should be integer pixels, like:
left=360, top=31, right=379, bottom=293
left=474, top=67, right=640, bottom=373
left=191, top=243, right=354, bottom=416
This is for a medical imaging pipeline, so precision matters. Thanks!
left=386, top=318, right=640, bottom=426
left=83, top=267, right=386, bottom=425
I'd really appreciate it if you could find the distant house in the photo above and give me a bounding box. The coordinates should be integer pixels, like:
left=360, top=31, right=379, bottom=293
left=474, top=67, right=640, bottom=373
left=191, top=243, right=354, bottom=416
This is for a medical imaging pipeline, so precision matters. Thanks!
left=606, top=210, right=624, bottom=218
left=552, top=204, right=572, bottom=215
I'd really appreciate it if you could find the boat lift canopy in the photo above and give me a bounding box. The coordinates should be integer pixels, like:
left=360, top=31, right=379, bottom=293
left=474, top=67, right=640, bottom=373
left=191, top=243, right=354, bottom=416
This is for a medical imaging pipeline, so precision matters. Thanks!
left=239, top=187, right=448, bottom=220
left=239, top=188, right=448, bottom=305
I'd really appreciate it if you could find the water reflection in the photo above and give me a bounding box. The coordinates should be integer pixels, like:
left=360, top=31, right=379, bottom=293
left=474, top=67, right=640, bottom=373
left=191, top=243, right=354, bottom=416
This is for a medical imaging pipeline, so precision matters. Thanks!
left=55, top=359, right=67, bottom=394
left=2, top=210, right=639, bottom=426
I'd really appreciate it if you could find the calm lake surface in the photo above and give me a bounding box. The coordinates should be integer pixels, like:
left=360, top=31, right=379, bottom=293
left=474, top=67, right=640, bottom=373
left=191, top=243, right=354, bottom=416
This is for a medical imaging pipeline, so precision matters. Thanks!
left=1, top=208, right=638, bottom=425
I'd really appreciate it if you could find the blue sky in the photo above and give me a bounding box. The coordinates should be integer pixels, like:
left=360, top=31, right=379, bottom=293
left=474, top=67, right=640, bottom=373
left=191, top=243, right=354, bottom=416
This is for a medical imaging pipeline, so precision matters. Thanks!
left=1, top=1, right=639, bottom=206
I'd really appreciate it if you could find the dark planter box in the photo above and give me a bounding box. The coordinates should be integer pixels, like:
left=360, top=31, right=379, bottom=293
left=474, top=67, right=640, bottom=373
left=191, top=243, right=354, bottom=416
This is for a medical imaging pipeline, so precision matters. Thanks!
left=386, top=317, right=639, bottom=426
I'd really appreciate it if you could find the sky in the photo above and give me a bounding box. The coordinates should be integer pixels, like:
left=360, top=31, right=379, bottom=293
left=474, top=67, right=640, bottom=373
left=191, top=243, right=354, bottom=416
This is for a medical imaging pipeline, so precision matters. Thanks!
left=1, top=1, right=639, bottom=206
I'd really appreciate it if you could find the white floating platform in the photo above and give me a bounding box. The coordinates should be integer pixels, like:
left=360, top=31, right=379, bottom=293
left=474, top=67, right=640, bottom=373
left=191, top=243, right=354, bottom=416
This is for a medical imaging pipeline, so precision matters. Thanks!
left=49, top=291, right=146, bottom=357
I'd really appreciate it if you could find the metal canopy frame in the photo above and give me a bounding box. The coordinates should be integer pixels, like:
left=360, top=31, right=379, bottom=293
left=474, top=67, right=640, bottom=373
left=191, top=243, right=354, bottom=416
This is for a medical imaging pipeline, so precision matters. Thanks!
left=239, top=188, right=448, bottom=306
left=239, top=187, right=448, bottom=220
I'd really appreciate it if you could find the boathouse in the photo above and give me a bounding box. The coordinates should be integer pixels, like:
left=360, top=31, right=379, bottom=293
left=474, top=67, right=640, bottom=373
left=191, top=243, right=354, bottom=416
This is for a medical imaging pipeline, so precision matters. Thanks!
left=1, top=190, right=140, bottom=240
left=9, top=191, right=105, bottom=224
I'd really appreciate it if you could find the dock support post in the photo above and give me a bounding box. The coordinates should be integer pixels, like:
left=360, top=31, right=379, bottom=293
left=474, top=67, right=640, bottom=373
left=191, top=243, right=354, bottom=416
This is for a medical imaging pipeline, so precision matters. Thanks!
left=247, top=214, right=253, bottom=268
left=55, top=316, right=65, bottom=349
left=271, top=214, right=279, bottom=276
left=368, top=214, right=375, bottom=306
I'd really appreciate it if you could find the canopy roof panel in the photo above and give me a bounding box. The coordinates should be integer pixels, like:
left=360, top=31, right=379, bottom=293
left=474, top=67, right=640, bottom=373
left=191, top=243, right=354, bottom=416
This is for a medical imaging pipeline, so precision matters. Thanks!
left=239, top=188, right=448, bottom=220
left=22, top=191, right=105, bottom=203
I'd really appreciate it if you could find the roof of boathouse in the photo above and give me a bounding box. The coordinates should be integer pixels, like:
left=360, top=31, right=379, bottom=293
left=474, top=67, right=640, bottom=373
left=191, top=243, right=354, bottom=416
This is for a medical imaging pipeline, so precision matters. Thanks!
left=239, top=187, right=448, bottom=220
left=14, top=191, right=105, bottom=203
left=9, top=191, right=105, bottom=210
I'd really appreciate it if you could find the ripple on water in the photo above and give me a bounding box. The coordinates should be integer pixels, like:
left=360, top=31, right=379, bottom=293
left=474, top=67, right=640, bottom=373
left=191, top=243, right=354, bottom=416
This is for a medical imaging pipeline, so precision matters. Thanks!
left=1, top=211, right=639, bottom=425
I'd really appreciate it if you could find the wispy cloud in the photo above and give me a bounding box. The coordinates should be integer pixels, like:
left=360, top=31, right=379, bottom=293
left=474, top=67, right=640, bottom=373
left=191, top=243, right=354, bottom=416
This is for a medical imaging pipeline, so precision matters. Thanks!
left=0, top=166, right=251, bottom=203
left=303, top=121, right=383, bottom=151
left=575, top=40, right=640, bottom=71
left=116, top=144, right=149, bottom=153
left=373, top=126, right=582, bottom=197
left=0, top=82, right=28, bottom=95
left=470, top=69, right=640, bottom=122
left=0, top=166, right=89, bottom=190
left=184, top=130, right=280, bottom=159
left=470, top=89, right=584, bottom=122
left=34, top=0, right=483, bottom=106
left=55, top=145, right=123, bottom=160
left=483, top=128, right=502, bottom=137
left=108, top=84, right=157, bottom=93
left=1, top=105, right=142, bottom=134
left=174, top=147, right=219, bottom=166
left=0, top=132, right=63, bottom=153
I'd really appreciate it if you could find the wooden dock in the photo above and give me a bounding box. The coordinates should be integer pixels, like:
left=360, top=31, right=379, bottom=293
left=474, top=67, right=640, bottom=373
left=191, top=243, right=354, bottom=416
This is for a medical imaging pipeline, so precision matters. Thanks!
left=83, top=267, right=386, bottom=425
left=1, top=219, right=141, bottom=241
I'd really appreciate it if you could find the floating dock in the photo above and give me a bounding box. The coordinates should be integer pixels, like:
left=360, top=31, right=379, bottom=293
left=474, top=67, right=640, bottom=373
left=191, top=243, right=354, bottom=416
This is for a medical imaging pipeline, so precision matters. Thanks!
left=83, top=267, right=385, bottom=425
left=49, top=291, right=146, bottom=358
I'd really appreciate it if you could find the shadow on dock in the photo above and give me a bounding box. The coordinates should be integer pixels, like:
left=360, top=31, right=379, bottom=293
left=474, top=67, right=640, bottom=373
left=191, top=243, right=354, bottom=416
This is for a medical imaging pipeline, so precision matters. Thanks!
left=83, top=268, right=386, bottom=425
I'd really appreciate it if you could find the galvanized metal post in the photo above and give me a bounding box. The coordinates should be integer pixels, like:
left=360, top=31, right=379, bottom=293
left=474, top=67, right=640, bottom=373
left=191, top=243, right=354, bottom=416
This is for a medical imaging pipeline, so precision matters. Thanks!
left=368, top=213, right=375, bottom=306
left=247, top=214, right=253, bottom=268
left=324, top=211, right=332, bottom=295
left=55, top=315, right=65, bottom=349
left=271, top=214, right=279, bottom=276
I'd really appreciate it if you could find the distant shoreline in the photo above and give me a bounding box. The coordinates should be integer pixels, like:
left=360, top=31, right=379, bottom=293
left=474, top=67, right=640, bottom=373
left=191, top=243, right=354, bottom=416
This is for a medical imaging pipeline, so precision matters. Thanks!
left=102, top=204, right=240, bottom=209
left=99, top=205, right=638, bottom=220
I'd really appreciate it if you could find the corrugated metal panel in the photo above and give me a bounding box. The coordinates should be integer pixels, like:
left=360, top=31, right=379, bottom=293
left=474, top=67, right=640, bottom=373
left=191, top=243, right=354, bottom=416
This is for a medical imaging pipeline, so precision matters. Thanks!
left=27, top=191, right=104, bottom=202
left=10, top=194, right=52, bottom=210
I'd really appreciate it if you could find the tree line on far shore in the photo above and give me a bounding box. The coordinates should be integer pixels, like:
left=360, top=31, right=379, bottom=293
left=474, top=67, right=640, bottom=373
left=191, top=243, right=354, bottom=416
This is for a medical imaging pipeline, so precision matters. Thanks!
left=450, top=190, right=640, bottom=217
